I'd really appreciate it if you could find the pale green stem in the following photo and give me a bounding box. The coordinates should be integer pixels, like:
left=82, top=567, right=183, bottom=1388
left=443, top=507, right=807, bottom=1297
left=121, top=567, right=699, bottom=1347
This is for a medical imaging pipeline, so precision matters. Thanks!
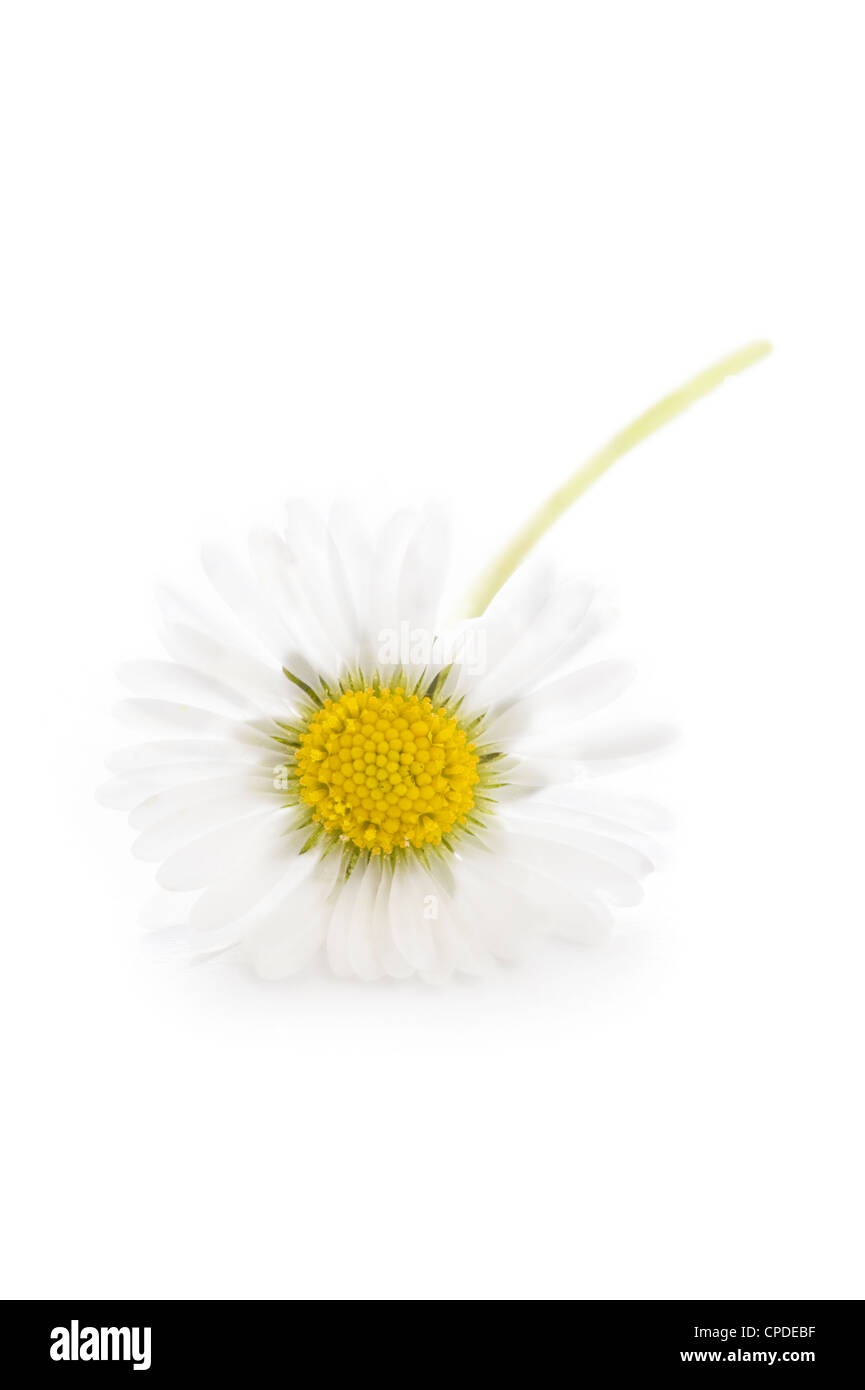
left=460, top=339, right=772, bottom=618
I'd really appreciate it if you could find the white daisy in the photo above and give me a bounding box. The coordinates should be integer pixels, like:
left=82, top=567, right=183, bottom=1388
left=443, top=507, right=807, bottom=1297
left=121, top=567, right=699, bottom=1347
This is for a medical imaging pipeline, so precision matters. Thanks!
left=101, top=342, right=770, bottom=980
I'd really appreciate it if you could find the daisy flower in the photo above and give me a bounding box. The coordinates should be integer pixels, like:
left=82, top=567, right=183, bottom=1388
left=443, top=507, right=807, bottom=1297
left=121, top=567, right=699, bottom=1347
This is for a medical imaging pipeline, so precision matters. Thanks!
left=101, top=342, right=770, bottom=980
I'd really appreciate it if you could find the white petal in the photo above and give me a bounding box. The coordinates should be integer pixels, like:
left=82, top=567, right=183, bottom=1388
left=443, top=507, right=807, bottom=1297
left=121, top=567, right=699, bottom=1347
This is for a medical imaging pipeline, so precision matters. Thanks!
left=189, top=823, right=313, bottom=933
left=346, top=857, right=386, bottom=981
left=116, top=660, right=259, bottom=716
left=467, top=564, right=557, bottom=690
left=328, top=502, right=376, bottom=662
left=128, top=773, right=276, bottom=831
left=387, top=862, right=438, bottom=975
left=470, top=573, right=599, bottom=706
left=482, top=826, right=644, bottom=907
left=486, top=660, right=635, bottom=740
left=247, top=527, right=341, bottom=677
left=106, top=739, right=267, bottom=774
left=543, top=893, right=613, bottom=944
left=202, top=541, right=318, bottom=683
left=448, top=853, right=532, bottom=960
left=368, top=508, right=416, bottom=642
left=480, top=756, right=565, bottom=799
left=324, top=868, right=357, bottom=978
left=97, top=761, right=270, bottom=811
left=245, top=863, right=336, bottom=979
left=369, top=866, right=413, bottom=979
left=542, top=721, right=678, bottom=764
left=504, top=800, right=666, bottom=865
left=496, top=810, right=656, bottom=878
left=397, top=503, right=450, bottom=632
left=156, top=810, right=277, bottom=890
left=159, top=622, right=292, bottom=707
left=113, top=698, right=235, bottom=738
left=280, top=501, right=363, bottom=664
left=536, top=785, right=675, bottom=832
left=433, top=886, right=495, bottom=977
left=463, top=845, right=608, bottom=943
left=138, top=888, right=200, bottom=931
left=154, top=583, right=246, bottom=648
left=132, top=793, right=277, bottom=861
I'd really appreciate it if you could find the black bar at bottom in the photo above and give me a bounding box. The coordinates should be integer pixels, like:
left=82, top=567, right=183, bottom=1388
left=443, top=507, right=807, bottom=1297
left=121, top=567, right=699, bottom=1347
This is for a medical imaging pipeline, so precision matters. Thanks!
left=1, top=1299, right=859, bottom=1376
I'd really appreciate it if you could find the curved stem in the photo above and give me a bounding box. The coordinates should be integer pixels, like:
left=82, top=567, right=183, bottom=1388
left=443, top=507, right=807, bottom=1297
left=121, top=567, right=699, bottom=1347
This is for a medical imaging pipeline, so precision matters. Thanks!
left=460, top=339, right=772, bottom=617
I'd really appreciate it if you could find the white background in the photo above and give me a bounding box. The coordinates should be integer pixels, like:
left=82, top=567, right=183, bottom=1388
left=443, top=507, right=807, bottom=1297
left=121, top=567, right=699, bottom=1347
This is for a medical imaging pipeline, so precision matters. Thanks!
left=2, top=2, right=863, bottom=1300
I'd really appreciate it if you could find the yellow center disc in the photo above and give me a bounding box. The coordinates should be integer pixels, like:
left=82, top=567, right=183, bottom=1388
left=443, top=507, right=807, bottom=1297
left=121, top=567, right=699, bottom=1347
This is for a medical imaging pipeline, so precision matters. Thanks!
left=294, top=686, right=479, bottom=854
